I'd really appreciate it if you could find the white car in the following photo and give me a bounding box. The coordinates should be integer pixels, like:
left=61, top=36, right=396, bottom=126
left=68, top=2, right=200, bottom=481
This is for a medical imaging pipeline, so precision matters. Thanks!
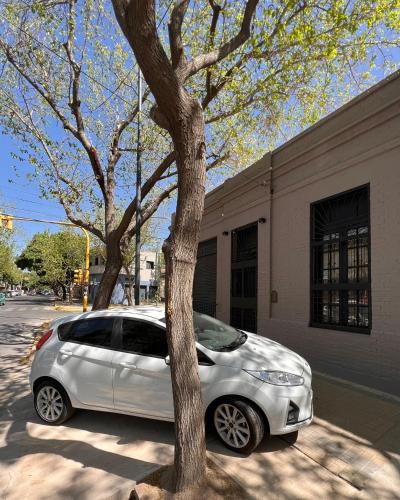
left=30, top=307, right=313, bottom=454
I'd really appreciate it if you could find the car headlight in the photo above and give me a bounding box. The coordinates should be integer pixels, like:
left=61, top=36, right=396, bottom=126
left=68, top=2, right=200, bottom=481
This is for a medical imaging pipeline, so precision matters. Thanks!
left=244, top=370, right=304, bottom=386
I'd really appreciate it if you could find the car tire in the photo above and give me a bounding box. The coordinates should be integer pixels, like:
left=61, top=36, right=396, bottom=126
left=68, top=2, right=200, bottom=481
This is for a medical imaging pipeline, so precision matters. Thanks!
left=34, top=380, right=75, bottom=425
left=212, top=398, right=264, bottom=454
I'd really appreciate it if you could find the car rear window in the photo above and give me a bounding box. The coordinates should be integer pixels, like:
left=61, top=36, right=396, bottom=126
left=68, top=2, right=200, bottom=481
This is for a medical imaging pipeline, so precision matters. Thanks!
left=58, top=317, right=114, bottom=348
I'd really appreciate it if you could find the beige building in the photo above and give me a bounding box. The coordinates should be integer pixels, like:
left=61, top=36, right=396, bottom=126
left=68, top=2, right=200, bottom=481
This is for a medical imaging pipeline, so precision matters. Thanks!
left=194, top=70, right=400, bottom=396
left=89, top=250, right=161, bottom=304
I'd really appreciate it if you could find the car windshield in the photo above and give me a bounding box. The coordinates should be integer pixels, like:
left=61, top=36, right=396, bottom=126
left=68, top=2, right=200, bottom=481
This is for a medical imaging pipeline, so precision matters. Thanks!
left=160, top=312, right=247, bottom=351
left=193, top=312, right=247, bottom=351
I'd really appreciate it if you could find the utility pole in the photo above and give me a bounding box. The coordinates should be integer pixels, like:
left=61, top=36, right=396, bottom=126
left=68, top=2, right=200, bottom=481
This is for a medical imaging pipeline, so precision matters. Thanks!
left=134, top=68, right=142, bottom=306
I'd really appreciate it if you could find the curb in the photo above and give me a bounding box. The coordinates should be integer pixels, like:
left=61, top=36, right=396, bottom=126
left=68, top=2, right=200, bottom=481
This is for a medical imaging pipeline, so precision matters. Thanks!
left=314, top=370, right=400, bottom=404
left=19, top=321, right=49, bottom=365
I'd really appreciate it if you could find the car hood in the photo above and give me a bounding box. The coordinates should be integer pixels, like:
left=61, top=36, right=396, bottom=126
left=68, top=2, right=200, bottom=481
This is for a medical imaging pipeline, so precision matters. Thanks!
left=206, top=332, right=305, bottom=375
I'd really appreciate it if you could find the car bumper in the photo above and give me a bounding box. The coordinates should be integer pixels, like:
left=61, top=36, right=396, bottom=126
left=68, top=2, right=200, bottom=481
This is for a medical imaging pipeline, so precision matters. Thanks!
left=253, top=383, right=314, bottom=435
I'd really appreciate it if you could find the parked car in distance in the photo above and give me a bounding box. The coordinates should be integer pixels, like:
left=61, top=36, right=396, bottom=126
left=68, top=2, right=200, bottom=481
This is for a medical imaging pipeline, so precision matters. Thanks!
left=30, top=307, right=313, bottom=454
left=0, top=293, right=6, bottom=306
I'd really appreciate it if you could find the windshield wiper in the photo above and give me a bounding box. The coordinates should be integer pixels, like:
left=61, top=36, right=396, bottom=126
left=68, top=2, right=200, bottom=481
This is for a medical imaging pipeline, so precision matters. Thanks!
left=217, top=332, right=247, bottom=351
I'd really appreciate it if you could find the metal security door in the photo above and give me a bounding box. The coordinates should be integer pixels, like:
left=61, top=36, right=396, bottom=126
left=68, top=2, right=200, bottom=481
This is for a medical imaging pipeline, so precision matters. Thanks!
left=231, top=223, right=257, bottom=332
left=193, top=238, right=217, bottom=317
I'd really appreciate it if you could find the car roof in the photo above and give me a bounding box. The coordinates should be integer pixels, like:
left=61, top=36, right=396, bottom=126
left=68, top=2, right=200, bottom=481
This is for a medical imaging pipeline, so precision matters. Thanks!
left=51, top=305, right=165, bottom=328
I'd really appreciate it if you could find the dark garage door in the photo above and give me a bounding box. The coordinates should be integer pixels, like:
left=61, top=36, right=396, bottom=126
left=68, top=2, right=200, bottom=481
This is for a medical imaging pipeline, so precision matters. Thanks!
left=193, top=238, right=217, bottom=317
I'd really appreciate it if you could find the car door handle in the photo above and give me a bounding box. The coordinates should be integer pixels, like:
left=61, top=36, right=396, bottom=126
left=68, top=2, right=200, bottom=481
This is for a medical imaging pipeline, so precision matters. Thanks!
left=59, top=349, right=72, bottom=356
left=119, top=362, right=137, bottom=370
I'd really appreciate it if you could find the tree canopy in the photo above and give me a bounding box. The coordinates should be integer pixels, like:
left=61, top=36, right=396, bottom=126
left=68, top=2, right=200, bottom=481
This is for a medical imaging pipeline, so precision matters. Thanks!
left=16, top=229, right=85, bottom=293
left=0, top=0, right=398, bottom=241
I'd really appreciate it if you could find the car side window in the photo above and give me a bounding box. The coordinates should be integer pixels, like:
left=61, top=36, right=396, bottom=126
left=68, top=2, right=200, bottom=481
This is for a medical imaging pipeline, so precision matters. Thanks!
left=59, top=318, right=114, bottom=348
left=122, top=319, right=168, bottom=358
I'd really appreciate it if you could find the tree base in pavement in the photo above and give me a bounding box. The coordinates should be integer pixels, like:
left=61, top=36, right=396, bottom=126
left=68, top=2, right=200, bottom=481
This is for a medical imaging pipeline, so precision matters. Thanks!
left=131, top=458, right=249, bottom=499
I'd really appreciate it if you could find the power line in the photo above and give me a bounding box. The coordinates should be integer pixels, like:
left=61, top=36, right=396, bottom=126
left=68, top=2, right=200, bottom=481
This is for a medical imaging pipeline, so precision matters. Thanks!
left=0, top=193, right=62, bottom=207
left=0, top=2, right=174, bottom=114
left=0, top=205, right=65, bottom=219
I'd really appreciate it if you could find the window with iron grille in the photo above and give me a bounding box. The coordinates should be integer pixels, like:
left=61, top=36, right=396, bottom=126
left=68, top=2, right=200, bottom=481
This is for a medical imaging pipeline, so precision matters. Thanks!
left=310, top=185, right=371, bottom=333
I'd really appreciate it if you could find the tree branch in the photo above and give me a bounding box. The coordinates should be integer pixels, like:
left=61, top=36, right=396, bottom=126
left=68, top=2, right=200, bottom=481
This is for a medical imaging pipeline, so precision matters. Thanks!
left=122, top=181, right=177, bottom=248
left=62, top=0, right=107, bottom=198
left=168, top=0, right=189, bottom=70
left=205, top=0, right=223, bottom=99
left=182, top=0, right=259, bottom=81
left=115, top=150, right=176, bottom=242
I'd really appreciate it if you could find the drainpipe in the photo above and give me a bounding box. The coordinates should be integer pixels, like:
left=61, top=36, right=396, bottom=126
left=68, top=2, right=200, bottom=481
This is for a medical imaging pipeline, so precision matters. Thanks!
left=268, top=154, right=274, bottom=319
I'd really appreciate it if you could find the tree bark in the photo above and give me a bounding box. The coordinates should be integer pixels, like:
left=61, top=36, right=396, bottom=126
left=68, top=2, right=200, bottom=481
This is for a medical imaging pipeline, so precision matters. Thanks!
left=92, top=242, right=123, bottom=310
left=163, top=97, right=207, bottom=492
left=124, top=264, right=133, bottom=306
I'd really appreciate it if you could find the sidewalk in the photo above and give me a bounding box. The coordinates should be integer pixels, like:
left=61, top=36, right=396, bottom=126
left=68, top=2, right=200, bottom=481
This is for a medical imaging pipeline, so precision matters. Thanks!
left=1, top=345, right=399, bottom=499
left=209, top=373, right=400, bottom=499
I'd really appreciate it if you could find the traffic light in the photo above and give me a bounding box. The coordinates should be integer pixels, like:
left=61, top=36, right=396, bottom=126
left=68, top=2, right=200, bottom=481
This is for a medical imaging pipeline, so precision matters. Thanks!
left=73, top=269, right=83, bottom=284
left=0, top=214, right=13, bottom=230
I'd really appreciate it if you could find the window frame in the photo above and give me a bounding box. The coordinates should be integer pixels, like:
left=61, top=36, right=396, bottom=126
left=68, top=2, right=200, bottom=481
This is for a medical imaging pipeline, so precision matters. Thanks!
left=309, top=184, right=372, bottom=335
left=57, top=316, right=119, bottom=349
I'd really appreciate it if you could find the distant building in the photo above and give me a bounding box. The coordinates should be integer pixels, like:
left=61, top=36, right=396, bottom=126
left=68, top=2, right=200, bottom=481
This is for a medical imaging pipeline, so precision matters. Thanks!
left=89, top=250, right=163, bottom=304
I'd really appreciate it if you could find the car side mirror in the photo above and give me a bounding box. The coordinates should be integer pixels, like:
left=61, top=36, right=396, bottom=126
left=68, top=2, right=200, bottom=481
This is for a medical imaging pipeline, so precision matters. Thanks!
left=165, top=355, right=170, bottom=366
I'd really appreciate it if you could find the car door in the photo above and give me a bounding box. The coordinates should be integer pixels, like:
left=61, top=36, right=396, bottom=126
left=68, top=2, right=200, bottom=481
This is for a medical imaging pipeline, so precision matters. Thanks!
left=56, top=316, right=116, bottom=408
left=112, top=317, right=174, bottom=419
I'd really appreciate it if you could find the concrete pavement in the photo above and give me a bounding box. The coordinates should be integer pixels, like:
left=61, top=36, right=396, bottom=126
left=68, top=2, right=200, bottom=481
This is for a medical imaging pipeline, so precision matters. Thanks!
left=209, top=375, right=400, bottom=499
left=0, top=297, right=399, bottom=499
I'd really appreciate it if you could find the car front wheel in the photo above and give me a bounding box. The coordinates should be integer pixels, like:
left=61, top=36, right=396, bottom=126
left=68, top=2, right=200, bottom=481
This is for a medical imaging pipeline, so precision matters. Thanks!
left=212, top=399, right=264, bottom=454
left=34, top=380, right=74, bottom=425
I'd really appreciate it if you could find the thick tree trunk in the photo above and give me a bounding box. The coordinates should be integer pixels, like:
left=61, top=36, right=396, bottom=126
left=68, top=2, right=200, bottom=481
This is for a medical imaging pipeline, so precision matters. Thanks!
left=92, top=242, right=123, bottom=310
left=163, top=98, right=207, bottom=492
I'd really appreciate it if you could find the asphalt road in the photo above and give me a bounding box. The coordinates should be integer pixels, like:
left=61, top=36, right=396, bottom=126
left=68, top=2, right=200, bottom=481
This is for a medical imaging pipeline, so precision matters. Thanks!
left=0, top=295, right=68, bottom=351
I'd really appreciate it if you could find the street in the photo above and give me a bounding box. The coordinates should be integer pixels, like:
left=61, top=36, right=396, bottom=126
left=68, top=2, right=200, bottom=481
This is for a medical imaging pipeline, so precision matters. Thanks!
left=0, top=295, right=66, bottom=349
left=0, top=297, right=399, bottom=499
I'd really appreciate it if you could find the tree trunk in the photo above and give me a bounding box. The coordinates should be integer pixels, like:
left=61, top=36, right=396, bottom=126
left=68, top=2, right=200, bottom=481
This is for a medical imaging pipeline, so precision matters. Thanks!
left=163, top=98, right=207, bottom=492
left=92, top=242, right=123, bottom=310
left=124, top=265, right=133, bottom=306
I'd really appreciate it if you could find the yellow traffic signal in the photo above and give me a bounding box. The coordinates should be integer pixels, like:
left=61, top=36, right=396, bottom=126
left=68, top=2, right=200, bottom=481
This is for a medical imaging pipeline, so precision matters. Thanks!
left=0, top=214, right=13, bottom=230
left=73, top=269, right=83, bottom=284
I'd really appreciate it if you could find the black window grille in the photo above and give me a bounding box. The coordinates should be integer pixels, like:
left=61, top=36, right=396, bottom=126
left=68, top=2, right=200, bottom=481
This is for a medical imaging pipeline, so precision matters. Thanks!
left=310, top=185, right=371, bottom=333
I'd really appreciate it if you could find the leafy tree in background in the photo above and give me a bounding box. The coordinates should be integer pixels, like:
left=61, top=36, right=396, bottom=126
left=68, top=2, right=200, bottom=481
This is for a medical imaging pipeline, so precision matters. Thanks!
left=0, top=243, right=21, bottom=285
left=16, top=229, right=85, bottom=298
left=0, top=224, right=22, bottom=286
left=1, top=0, right=397, bottom=312
left=110, top=0, right=400, bottom=492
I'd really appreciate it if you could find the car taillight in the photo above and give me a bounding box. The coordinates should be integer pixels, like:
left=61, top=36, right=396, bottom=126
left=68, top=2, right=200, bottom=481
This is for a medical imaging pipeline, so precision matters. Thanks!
left=36, top=330, right=53, bottom=350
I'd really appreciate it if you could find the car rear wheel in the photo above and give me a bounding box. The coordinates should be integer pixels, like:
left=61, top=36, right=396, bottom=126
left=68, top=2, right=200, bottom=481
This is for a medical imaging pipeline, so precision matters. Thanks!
left=34, top=380, right=74, bottom=425
left=213, top=399, right=264, bottom=454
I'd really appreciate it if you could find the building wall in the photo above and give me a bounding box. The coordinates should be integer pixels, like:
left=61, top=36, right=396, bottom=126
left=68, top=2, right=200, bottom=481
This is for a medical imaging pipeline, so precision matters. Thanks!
left=198, top=71, right=400, bottom=395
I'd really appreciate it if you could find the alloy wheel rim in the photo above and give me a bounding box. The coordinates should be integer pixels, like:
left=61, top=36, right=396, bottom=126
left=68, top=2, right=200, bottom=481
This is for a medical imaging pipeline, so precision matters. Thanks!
left=214, top=403, right=250, bottom=448
left=37, top=386, right=64, bottom=422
